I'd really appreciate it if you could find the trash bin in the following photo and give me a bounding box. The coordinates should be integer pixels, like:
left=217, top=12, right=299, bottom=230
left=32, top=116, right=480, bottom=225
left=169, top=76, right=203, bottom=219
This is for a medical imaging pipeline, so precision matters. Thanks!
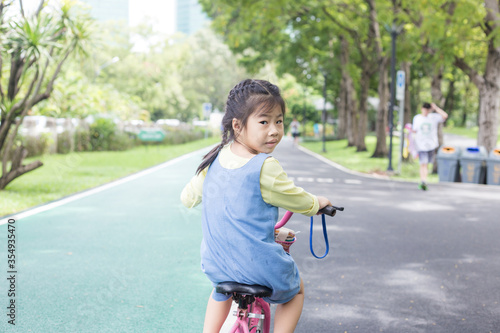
left=486, top=148, right=500, bottom=185
left=437, top=146, right=461, bottom=182
left=459, top=146, right=488, bottom=184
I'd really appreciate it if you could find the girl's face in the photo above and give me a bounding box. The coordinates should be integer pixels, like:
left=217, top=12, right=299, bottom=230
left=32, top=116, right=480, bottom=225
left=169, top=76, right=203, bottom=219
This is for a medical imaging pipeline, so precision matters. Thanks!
left=233, top=104, right=284, bottom=156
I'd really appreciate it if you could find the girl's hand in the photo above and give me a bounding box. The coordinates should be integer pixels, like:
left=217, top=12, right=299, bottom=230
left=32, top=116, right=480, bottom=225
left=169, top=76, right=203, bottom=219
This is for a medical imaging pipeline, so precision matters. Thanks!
left=317, top=196, right=332, bottom=214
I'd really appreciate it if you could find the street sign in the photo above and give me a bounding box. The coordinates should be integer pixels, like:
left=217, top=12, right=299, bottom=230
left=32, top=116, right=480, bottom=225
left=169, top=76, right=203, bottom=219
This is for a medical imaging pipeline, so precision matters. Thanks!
left=138, top=129, right=166, bottom=142
left=396, top=70, right=406, bottom=174
left=396, top=70, right=405, bottom=101
left=202, top=103, right=212, bottom=119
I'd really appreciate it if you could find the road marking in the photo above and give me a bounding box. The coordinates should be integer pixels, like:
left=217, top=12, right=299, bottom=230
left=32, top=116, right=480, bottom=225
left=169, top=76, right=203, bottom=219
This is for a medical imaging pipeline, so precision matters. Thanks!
left=0, top=146, right=213, bottom=225
left=290, top=177, right=335, bottom=183
left=297, top=177, right=315, bottom=182
left=345, top=179, right=362, bottom=185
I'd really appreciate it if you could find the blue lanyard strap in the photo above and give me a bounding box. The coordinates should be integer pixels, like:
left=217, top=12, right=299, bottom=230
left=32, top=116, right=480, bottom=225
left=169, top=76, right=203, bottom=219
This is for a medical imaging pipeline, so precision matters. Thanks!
left=310, top=214, right=329, bottom=259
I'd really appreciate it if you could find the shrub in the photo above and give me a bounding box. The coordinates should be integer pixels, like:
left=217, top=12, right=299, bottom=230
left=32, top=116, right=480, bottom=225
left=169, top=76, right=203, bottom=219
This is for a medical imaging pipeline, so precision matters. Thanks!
left=89, top=118, right=117, bottom=151
left=23, top=132, right=54, bottom=157
left=74, top=128, right=91, bottom=152
left=57, top=131, right=74, bottom=154
left=109, top=132, right=135, bottom=151
left=161, top=127, right=205, bottom=145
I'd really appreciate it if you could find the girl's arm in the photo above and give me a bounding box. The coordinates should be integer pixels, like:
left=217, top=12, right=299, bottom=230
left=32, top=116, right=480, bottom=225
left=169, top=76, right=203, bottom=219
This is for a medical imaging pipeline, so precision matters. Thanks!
left=261, top=158, right=330, bottom=216
left=180, top=168, right=207, bottom=208
left=317, top=196, right=332, bottom=212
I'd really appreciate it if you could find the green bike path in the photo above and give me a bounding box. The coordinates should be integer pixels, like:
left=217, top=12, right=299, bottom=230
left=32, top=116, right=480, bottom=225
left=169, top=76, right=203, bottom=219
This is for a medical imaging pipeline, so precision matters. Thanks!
left=1, top=149, right=212, bottom=332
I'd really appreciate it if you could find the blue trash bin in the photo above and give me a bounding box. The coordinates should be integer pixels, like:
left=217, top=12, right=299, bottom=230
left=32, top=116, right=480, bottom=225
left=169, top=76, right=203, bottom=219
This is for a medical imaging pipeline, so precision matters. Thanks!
left=459, top=146, right=488, bottom=184
left=486, top=148, right=500, bottom=186
left=437, top=146, right=461, bottom=182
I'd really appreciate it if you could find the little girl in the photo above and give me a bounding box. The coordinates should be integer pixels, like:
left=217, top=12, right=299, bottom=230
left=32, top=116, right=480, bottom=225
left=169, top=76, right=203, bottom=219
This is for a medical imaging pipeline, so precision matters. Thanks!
left=181, top=79, right=331, bottom=333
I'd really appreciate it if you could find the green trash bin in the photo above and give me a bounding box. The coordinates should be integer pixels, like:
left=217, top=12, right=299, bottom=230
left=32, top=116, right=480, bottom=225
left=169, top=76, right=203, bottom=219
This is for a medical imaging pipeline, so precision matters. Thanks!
left=437, top=146, right=461, bottom=182
left=459, top=146, right=488, bottom=184
left=486, top=148, right=500, bottom=185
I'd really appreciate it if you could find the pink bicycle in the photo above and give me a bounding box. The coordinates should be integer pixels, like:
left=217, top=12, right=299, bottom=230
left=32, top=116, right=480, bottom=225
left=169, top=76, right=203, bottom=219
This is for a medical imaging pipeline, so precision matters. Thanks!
left=215, top=205, right=344, bottom=333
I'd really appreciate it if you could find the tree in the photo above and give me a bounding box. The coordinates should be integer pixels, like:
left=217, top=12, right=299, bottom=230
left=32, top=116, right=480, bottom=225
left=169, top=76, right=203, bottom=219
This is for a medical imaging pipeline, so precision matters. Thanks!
left=99, top=26, right=246, bottom=122
left=201, top=0, right=398, bottom=156
left=321, top=0, right=385, bottom=152
left=200, top=0, right=345, bottom=135
left=0, top=0, right=92, bottom=189
left=402, top=0, right=499, bottom=151
left=453, top=1, right=500, bottom=152
left=178, top=28, right=247, bottom=119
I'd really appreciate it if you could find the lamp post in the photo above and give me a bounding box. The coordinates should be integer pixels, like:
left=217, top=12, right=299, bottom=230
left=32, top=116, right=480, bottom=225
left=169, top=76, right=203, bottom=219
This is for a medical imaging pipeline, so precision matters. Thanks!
left=387, top=23, right=402, bottom=172
left=94, top=56, right=120, bottom=81
left=302, top=86, right=307, bottom=134
left=322, top=71, right=327, bottom=153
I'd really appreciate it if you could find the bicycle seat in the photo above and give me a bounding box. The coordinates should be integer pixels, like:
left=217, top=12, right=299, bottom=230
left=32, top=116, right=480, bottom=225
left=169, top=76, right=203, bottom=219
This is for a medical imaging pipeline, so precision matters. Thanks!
left=216, top=282, right=272, bottom=298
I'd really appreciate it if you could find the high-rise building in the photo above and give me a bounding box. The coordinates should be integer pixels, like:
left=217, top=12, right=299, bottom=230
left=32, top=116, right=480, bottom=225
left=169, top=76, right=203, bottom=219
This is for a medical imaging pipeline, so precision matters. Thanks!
left=176, top=0, right=210, bottom=35
left=81, top=0, right=129, bottom=25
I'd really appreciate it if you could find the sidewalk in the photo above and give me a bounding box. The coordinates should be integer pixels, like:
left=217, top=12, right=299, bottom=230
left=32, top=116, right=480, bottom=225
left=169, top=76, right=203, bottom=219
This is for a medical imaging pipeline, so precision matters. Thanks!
left=443, top=133, right=477, bottom=149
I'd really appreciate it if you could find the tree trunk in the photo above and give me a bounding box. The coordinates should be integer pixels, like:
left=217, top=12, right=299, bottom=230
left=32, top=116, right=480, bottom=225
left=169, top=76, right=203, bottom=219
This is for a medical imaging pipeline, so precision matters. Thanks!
left=337, top=74, right=347, bottom=140
left=430, top=69, right=446, bottom=174
left=340, top=36, right=357, bottom=147
left=477, top=44, right=500, bottom=152
left=444, top=79, right=455, bottom=119
left=431, top=67, right=445, bottom=106
left=366, top=0, right=389, bottom=158
left=371, top=57, right=389, bottom=157
left=452, top=1, right=500, bottom=152
left=0, top=146, right=43, bottom=190
left=401, top=61, right=412, bottom=126
left=346, top=74, right=358, bottom=147
left=357, top=68, right=369, bottom=152
left=455, top=43, right=500, bottom=152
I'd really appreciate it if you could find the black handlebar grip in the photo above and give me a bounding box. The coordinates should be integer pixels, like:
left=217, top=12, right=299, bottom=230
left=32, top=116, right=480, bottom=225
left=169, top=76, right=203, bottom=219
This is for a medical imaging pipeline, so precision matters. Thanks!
left=318, top=205, right=344, bottom=216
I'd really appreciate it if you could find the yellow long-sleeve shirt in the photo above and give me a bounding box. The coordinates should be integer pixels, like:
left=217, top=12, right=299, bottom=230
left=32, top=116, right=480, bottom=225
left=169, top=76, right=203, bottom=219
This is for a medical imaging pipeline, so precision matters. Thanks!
left=181, top=144, right=319, bottom=216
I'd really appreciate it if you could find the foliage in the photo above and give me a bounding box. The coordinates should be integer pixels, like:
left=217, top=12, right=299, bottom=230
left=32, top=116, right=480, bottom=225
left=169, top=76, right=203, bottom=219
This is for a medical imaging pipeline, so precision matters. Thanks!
left=74, top=127, right=91, bottom=152
left=57, top=130, right=74, bottom=154
left=108, top=132, right=135, bottom=151
left=161, top=127, right=205, bottom=145
left=201, top=0, right=499, bottom=152
left=302, top=136, right=438, bottom=183
left=89, top=118, right=118, bottom=151
left=23, top=132, right=55, bottom=158
left=35, top=69, right=139, bottom=119
left=278, top=74, right=322, bottom=126
left=93, top=24, right=247, bottom=122
left=0, top=0, right=93, bottom=189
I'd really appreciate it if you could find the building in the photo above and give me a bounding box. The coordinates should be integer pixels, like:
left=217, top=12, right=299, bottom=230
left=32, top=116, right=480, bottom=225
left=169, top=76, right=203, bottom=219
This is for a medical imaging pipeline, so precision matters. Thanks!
left=81, top=0, right=129, bottom=25
left=176, top=0, right=210, bottom=35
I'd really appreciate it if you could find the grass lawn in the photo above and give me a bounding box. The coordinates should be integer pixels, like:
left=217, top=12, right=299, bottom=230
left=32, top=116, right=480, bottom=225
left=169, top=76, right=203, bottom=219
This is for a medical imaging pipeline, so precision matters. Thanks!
left=443, top=126, right=479, bottom=139
left=301, top=135, right=438, bottom=184
left=0, top=137, right=218, bottom=217
left=443, top=126, right=500, bottom=145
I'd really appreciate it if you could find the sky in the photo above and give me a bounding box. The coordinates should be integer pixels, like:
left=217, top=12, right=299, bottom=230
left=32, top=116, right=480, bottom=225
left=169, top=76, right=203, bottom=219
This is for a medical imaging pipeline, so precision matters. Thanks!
left=19, top=0, right=177, bottom=35
left=128, top=0, right=176, bottom=35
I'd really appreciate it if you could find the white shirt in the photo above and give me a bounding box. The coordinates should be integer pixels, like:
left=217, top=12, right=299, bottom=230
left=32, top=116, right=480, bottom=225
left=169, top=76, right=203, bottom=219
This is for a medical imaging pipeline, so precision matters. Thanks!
left=412, top=113, right=445, bottom=151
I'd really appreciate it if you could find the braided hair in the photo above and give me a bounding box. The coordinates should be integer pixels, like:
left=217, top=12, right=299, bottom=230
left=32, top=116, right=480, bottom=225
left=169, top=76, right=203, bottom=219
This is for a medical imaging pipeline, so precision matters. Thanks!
left=196, top=79, right=286, bottom=174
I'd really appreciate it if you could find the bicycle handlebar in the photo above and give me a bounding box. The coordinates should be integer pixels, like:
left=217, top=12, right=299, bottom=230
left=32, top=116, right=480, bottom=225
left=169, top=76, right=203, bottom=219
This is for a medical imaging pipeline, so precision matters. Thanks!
left=318, top=205, right=344, bottom=217
left=274, top=205, right=344, bottom=229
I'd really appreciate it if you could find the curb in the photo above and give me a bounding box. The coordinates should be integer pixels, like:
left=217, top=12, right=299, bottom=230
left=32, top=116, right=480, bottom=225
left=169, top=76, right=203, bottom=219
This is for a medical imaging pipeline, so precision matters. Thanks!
left=0, top=145, right=213, bottom=225
left=297, top=144, right=500, bottom=191
left=297, top=144, right=412, bottom=183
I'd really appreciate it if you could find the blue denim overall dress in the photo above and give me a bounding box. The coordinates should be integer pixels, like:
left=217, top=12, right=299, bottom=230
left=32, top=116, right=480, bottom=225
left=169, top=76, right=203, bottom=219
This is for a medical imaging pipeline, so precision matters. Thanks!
left=201, top=153, right=301, bottom=304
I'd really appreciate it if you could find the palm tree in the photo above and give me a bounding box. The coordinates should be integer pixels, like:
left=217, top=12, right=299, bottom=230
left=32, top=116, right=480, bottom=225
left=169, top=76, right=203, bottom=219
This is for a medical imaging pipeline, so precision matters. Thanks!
left=0, top=0, right=93, bottom=189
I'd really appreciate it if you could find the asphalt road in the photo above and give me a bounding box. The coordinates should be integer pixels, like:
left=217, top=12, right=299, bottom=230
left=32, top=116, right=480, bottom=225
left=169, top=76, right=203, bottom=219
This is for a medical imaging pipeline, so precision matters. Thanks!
left=272, top=139, right=500, bottom=333
left=1, top=138, right=499, bottom=332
